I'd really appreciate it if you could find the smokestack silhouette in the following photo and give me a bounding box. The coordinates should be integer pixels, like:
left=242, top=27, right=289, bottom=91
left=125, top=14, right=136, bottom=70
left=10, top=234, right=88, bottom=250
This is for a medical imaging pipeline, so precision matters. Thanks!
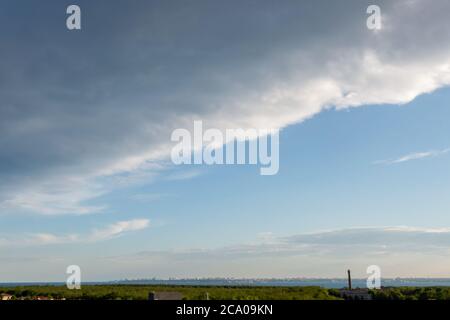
left=347, top=269, right=352, bottom=290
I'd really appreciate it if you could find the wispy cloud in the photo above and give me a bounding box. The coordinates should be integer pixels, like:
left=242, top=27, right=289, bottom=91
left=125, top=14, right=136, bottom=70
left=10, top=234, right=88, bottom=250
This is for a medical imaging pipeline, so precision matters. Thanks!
left=3, top=226, right=450, bottom=279
left=89, top=219, right=150, bottom=242
left=374, top=148, right=450, bottom=165
left=97, top=226, right=450, bottom=278
left=165, top=169, right=204, bottom=181
left=130, top=193, right=170, bottom=202
left=0, top=219, right=150, bottom=247
left=112, top=226, right=450, bottom=262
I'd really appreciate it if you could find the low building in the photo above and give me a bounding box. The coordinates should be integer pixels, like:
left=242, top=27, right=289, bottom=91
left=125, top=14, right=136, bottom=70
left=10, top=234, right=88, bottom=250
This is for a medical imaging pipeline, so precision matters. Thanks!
left=1, top=293, right=13, bottom=301
left=34, top=296, right=54, bottom=300
left=148, top=291, right=183, bottom=300
left=338, top=288, right=372, bottom=300
left=337, top=269, right=373, bottom=300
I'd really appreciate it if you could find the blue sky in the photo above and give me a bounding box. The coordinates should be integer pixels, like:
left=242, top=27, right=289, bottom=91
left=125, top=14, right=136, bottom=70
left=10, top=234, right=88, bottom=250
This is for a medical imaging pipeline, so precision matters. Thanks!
left=1, top=0, right=450, bottom=281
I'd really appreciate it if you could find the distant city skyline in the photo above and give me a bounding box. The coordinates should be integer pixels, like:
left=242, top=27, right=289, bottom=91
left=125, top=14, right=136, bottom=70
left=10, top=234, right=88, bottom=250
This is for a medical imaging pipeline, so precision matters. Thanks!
left=1, top=0, right=450, bottom=281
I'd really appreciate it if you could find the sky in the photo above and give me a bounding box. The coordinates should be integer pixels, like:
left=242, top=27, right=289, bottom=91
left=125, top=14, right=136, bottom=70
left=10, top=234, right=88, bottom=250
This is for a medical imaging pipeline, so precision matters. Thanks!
left=1, top=0, right=450, bottom=281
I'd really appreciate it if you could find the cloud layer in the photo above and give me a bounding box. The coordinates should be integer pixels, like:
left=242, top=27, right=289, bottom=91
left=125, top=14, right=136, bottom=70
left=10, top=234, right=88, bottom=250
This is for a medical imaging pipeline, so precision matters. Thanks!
left=3, top=226, right=449, bottom=280
left=103, top=226, right=450, bottom=278
left=1, top=0, right=450, bottom=215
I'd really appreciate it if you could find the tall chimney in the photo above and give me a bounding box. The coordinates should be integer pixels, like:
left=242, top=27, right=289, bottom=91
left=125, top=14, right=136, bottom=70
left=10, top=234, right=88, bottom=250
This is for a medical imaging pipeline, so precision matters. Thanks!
left=347, top=269, right=352, bottom=290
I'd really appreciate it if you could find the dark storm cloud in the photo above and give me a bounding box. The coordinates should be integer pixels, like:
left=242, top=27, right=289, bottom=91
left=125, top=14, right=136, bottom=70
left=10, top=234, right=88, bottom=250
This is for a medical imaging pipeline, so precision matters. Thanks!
left=1, top=0, right=450, bottom=214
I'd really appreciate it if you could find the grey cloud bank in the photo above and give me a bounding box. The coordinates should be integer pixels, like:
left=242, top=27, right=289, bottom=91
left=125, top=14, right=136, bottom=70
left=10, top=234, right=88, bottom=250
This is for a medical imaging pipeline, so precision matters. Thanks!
left=1, top=0, right=450, bottom=215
